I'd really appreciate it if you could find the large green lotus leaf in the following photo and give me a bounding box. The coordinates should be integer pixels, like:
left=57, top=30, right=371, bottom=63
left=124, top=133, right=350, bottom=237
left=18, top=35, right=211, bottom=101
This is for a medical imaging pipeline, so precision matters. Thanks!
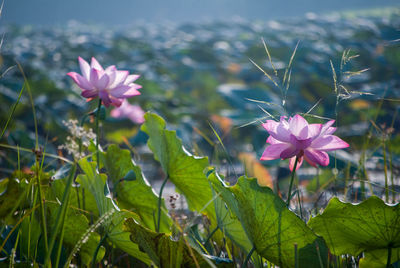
left=77, top=157, right=117, bottom=216
left=0, top=178, right=25, bottom=220
left=107, top=210, right=152, bottom=265
left=141, top=113, right=215, bottom=218
left=47, top=203, right=105, bottom=266
left=101, top=144, right=171, bottom=232
left=51, top=176, right=98, bottom=217
left=210, top=174, right=264, bottom=267
left=208, top=171, right=253, bottom=253
left=359, top=248, right=400, bottom=268
left=308, top=196, right=400, bottom=257
left=0, top=170, right=48, bottom=222
left=211, top=176, right=328, bottom=267
left=124, top=218, right=210, bottom=267
left=77, top=158, right=152, bottom=264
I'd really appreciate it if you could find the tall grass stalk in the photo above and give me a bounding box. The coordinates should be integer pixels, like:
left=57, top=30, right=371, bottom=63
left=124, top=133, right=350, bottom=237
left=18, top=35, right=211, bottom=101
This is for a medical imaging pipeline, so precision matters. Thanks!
left=44, top=164, right=77, bottom=267
left=0, top=144, right=72, bottom=164
left=208, top=122, right=238, bottom=178
left=0, top=84, right=25, bottom=140
left=344, top=162, right=351, bottom=201
left=382, top=137, right=389, bottom=202
left=10, top=231, right=19, bottom=268
left=331, top=51, right=375, bottom=198
left=54, top=206, right=68, bottom=268
left=35, top=147, right=49, bottom=256
left=95, top=99, right=102, bottom=169
left=388, top=142, right=395, bottom=203
left=250, top=41, right=299, bottom=109
left=315, top=241, right=324, bottom=268
left=0, top=0, right=4, bottom=18
left=389, top=109, right=397, bottom=203
left=296, top=188, right=303, bottom=220
left=17, top=63, right=39, bottom=150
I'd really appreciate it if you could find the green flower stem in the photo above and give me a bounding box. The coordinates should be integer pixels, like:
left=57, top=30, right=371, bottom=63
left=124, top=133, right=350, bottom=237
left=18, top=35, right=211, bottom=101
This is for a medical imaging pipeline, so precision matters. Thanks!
left=156, top=176, right=169, bottom=232
left=95, top=99, right=102, bottom=169
left=387, top=244, right=392, bottom=268
left=286, top=156, right=299, bottom=206
left=241, top=246, right=256, bottom=268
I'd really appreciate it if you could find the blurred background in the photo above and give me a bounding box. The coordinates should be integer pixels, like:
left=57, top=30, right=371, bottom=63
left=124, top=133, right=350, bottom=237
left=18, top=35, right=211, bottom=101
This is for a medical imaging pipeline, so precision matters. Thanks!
left=3, top=0, right=400, bottom=25
left=1, top=0, right=400, bottom=198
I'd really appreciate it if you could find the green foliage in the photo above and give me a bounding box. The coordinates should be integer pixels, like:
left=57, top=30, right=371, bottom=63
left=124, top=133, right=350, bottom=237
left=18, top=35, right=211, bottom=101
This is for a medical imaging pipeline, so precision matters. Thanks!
left=47, top=203, right=105, bottom=266
left=106, top=211, right=152, bottom=265
left=0, top=177, right=27, bottom=221
left=1, top=109, right=399, bottom=267
left=77, top=158, right=116, bottom=216
left=124, top=218, right=209, bottom=267
left=309, top=196, right=400, bottom=265
left=19, top=216, right=41, bottom=261
left=360, top=248, right=400, bottom=268
left=105, top=127, right=138, bottom=143
left=208, top=171, right=253, bottom=254
left=77, top=156, right=155, bottom=264
left=306, top=169, right=337, bottom=193
left=210, top=175, right=328, bottom=267
left=0, top=169, right=49, bottom=223
left=101, top=144, right=171, bottom=232
left=51, top=174, right=98, bottom=217
left=141, top=112, right=215, bottom=219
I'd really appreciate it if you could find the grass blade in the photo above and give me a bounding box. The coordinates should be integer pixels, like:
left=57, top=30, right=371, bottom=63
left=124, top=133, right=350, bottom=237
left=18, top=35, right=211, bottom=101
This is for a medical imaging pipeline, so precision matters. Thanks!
left=44, top=164, right=77, bottom=267
left=262, top=37, right=278, bottom=76
left=17, top=62, right=39, bottom=150
left=330, top=60, right=338, bottom=95
left=283, top=41, right=299, bottom=87
left=0, top=0, right=4, bottom=18
left=208, top=121, right=237, bottom=178
left=249, top=58, right=280, bottom=88
left=0, top=143, right=72, bottom=163
left=0, top=84, right=25, bottom=140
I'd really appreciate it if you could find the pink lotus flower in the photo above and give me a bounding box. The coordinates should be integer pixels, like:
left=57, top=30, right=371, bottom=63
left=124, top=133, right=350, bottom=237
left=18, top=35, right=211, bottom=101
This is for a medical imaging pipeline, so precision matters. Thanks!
left=110, top=100, right=145, bottom=124
left=261, top=114, right=349, bottom=171
left=67, top=57, right=141, bottom=107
